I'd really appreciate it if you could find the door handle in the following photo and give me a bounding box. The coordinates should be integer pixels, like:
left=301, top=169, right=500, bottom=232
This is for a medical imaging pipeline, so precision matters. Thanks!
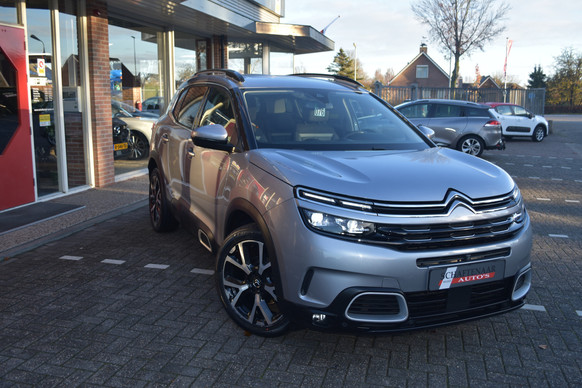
left=161, top=133, right=169, bottom=143
left=187, top=147, right=195, bottom=158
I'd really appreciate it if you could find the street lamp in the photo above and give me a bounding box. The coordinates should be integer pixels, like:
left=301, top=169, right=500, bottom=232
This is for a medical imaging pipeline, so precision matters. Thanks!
left=131, top=36, right=137, bottom=76
left=30, top=34, right=46, bottom=53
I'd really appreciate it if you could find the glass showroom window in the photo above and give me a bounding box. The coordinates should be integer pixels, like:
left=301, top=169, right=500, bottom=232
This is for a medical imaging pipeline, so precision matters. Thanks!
left=28, top=6, right=59, bottom=196
left=60, top=0, right=86, bottom=189
left=174, top=31, right=209, bottom=87
left=0, top=2, right=17, bottom=24
left=108, top=19, right=163, bottom=169
left=228, top=42, right=263, bottom=74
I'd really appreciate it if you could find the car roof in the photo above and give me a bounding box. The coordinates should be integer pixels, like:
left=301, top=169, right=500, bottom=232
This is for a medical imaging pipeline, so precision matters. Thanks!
left=484, top=102, right=517, bottom=107
left=396, top=99, right=490, bottom=109
left=181, top=70, right=366, bottom=92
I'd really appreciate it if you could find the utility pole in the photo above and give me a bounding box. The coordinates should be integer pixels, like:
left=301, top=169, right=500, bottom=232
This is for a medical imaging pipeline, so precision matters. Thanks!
left=353, top=42, right=357, bottom=81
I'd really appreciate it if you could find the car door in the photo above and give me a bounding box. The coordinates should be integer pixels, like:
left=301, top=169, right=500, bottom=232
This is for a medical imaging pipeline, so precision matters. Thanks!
left=492, top=105, right=518, bottom=135
left=184, top=86, right=241, bottom=232
left=510, top=105, right=535, bottom=135
left=426, top=103, right=467, bottom=147
left=161, top=85, right=207, bottom=207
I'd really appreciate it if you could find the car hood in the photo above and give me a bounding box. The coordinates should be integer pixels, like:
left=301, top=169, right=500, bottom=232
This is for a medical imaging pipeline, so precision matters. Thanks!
left=116, top=116, right=156, bottom=133
left=249, top=147, right=514, bottom=202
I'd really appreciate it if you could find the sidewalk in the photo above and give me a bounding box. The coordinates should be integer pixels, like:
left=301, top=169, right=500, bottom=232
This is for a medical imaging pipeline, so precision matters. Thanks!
left=0, top=172, right=149, bottom=260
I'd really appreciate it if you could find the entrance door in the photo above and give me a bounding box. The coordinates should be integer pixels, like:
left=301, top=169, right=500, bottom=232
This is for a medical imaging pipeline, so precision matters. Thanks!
left=0, top=25, right=35, bottom=211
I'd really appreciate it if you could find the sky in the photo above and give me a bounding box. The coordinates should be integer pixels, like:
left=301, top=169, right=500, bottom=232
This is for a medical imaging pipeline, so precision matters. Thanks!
left=282, top=0, right=582, bottom=86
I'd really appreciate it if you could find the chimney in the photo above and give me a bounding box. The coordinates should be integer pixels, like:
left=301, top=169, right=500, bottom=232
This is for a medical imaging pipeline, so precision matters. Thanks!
left=420, top=43, right=427, bottom=54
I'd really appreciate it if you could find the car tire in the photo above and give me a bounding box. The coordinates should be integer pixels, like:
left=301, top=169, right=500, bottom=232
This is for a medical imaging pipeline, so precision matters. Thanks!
left=532, top=126, right=545, bottom=142
left=149, top=167, right=178, bottom=232
left=458, top=135, right=484, bottom=157
left=216, top=225, right=290, bottom=337
left=128, top=131, right=149, bottom=160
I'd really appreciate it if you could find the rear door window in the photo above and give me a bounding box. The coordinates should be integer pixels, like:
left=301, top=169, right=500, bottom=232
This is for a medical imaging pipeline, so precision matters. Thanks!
left=174, top=86, right=208, bottom=129
left=433, top=104, right=461, bottom=117
left=399, top=103, right=430, bottom=118
left=495, top=105, right=513, bottom=116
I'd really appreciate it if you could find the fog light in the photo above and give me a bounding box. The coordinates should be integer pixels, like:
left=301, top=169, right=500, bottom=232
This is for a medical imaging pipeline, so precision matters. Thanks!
left=312, top=313, right=327, bottom=323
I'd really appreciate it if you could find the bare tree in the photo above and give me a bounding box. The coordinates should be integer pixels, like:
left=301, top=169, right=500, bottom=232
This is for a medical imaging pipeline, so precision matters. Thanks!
left=411, top=0, right=510, bottom=90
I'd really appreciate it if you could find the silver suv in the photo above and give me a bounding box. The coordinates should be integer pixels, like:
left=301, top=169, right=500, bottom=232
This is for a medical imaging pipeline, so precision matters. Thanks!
left=395, top=99, right=505, bottom=157
left=148, top=71, right=532, bottom=336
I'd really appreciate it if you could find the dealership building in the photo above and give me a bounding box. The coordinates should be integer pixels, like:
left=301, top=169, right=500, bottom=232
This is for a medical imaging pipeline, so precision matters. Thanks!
left=0, top=0, right=333, bottom=211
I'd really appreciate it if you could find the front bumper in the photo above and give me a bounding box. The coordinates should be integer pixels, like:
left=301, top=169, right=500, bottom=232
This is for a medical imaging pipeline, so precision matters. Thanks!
left=265, top=199, right=532, bottom=333
left=282, top=269, right=529, bottom=333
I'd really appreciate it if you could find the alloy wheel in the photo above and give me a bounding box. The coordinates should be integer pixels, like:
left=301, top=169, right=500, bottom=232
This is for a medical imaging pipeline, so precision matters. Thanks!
left=217, top=227, right=289, bottom=336
left=460, top=137, right=483, bottom=156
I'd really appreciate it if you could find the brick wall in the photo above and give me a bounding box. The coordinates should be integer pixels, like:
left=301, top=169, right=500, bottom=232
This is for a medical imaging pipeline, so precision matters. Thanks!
left=86, top=0, right=114, bottom=187
left=212, top=35, right=227, bottom=68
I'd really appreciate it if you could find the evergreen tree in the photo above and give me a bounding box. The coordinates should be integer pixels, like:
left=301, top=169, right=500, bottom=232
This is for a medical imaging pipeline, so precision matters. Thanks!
left=327, top=48, right=355, bottom=79
left=527, top=65, right=547, bottom=88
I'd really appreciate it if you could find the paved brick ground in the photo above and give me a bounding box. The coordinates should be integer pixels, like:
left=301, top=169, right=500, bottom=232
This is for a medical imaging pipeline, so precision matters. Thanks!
left=1, top=117, right=581, bottom=387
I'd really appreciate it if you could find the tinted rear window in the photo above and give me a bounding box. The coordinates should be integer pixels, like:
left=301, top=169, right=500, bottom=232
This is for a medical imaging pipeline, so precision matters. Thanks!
left=465, top=107, right=490, bottom=117
left=434, top=104, right=461, bottom=118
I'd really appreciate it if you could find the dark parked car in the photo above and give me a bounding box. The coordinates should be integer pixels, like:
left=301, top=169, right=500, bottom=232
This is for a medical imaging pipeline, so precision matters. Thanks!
left=112, top=117, right=130, bottom=159
left=395, top=99, right=505, bottom=156
left=148, top=70, right=532, bottom=336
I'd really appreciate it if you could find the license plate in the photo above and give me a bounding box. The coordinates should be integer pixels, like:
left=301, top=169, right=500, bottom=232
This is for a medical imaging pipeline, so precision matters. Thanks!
left=428, top=260, right=505, bottom=291
left=114, top=142, right=128, bottom=151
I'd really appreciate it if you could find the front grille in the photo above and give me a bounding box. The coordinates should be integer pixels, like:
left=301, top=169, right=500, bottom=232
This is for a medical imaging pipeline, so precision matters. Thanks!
left=371, top=216, right=522, bottom=251
left=416, top=248, right=511, bottom=268
left=405, top=278, right=513, bottom=324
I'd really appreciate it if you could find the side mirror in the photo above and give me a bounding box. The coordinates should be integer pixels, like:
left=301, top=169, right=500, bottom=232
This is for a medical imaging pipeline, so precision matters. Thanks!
left=192, top=124, right=234, bottom=152
left=418, top=125, right=435, bottom=141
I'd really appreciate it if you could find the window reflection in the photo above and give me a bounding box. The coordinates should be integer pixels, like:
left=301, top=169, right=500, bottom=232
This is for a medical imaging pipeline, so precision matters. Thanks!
left=228, top=42, right=263, bottom=74
left=108, top=20, right=163, bottom=173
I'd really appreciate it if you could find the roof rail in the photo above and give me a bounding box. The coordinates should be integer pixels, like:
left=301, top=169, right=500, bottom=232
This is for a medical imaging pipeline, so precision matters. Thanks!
left=291, top=73, right=364, bottom=88
left=195, top=69, right=245, bottom=83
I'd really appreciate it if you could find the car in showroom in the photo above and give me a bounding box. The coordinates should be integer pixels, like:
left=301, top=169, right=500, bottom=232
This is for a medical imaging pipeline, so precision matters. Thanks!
left=112, top=117, right=131, bottom=159
left=395, top=99, right=505, bottom=157
left=112, top=101, right=157, bottom=160
left=485, top=102, right=549, bottom=142
left=148, top=70, right=532, bottom=336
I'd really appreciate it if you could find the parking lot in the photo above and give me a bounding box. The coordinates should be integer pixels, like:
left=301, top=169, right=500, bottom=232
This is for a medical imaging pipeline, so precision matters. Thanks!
left=1, top=116, right=581, bottom=387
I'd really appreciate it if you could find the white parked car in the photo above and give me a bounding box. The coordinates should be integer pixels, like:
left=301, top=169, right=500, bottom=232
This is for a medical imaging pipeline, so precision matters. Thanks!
left=485, top=103, right=549, bottom=142
left=112, top=101, right=157, bottom=159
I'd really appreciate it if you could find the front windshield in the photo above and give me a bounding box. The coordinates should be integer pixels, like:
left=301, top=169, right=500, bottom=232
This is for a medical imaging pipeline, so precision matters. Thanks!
left=243, top=88, right=430, bottom=151
left=112, top=103, right=132, bottom=118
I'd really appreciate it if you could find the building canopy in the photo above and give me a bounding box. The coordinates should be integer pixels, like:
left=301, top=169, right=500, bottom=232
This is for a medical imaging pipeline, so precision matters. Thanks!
left=107, top=0, right=334, bottom=54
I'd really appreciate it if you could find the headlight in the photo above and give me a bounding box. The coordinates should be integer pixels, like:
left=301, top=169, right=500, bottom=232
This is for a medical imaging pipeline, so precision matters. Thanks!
left=301, top=209, right=374, bottom=236
left=511, top=186, right=526, bottom=223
